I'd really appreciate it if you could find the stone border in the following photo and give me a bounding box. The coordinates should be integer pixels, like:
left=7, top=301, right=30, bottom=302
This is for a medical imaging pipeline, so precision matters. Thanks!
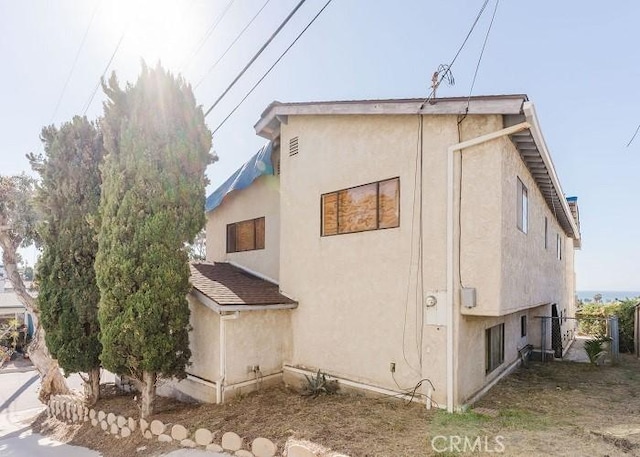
left=48, top=395, right=343, bottom=457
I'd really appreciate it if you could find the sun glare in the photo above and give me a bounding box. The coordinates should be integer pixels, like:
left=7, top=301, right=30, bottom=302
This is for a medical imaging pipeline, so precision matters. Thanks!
left=100, top=0, right=199, bottom=71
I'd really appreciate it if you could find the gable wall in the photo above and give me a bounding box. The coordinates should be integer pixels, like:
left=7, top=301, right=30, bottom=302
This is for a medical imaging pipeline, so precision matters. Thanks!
left=206, top=174, right=281, bottom=281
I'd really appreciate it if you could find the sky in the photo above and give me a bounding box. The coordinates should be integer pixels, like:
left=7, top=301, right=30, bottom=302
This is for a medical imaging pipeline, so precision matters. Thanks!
left=0, top=0, right=639, bottom=291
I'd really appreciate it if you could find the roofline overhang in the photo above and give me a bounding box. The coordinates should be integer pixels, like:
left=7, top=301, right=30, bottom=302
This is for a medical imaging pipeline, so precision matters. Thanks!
left=255, top=95, right=528, bottom=140
left=190, top=288, right=298, bottom=313
left=522, top=101, right=580, bottom=241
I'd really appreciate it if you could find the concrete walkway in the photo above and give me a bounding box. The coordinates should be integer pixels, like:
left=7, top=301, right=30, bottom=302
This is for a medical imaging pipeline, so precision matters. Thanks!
left=564, top=336, right=590, bottom=363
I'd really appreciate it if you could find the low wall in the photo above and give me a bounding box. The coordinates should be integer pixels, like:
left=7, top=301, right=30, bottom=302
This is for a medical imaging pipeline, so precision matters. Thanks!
left=48, top=395, right=348, bottom=457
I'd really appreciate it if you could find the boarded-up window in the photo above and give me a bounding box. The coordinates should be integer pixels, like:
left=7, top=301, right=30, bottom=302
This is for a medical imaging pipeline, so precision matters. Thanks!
left=321, top=193, right=338, bottom=236
left=255, top=217, right=265, bottom=250
left=226, top=217, right=265, bottom=253
left=321, top=178, right=399, bottom=236
left=378, top=178, right=400, bottom=229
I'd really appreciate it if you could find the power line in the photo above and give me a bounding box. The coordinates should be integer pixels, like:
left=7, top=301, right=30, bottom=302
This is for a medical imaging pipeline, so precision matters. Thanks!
left=419, top=0, right=490, bottom=109
left=50, top=0, right=101, bottom=123
left=194, top=0, right=273, bottom=90
left=181, top=0, right=237, bottom=72
left=81, top=28, right=127, bottom=116
left=626, top=123, right=640, bottom=147
left=203, top=0, right=308, bottom=118
left=466, top=0, right=500, bottom=108
left=209, top=0, right=334, bottom=134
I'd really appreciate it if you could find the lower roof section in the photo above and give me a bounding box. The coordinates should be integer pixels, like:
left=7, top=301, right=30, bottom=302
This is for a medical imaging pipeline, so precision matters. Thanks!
left=189, top=262, right=297, bottom=312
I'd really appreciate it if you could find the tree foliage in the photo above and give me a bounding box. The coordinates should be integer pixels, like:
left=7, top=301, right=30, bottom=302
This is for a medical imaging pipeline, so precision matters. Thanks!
left=95, top=64, right=212, bottom=407
left=29, top=116, right=103, bottom=384
left=0, top=174, right=70, bottom=400
left=577, top=298, right=639, bottom=353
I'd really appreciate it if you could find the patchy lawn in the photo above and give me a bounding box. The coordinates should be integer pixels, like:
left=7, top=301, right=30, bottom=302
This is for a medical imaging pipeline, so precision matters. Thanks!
left=32, top=354, right=640, bottom=456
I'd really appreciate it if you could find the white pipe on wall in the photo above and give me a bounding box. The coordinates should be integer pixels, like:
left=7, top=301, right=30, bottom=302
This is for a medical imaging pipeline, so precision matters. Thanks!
left=445, top=121, right=531, bottom=413
left=217, top=311, right=239, bottom=404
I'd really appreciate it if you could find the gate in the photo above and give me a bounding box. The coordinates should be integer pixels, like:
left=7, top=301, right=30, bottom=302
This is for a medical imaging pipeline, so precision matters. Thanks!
left=536, top=314, right=619, bottom=363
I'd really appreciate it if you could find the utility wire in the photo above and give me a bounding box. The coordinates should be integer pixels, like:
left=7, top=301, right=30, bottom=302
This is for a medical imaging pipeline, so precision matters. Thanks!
left=50, top=0, right=101, bottom=123
left=195, top=0, right=273, bottom=90
left=465, top=0, right=500, bottom=111
left=626, top=123, right=640, bottom=147
left=81, top=28, right=127, bottom=115
left=203, top=0, right=308, bottom=118
left=419, top=0, right=490, bottom=109
left=209, top=0, right=333, bottom=134
left=181, top=0, right=237, bottom=72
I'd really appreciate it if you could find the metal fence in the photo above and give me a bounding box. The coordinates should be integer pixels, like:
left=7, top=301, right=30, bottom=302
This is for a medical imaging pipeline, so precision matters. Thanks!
left=536, top=315, right=619, bottom=363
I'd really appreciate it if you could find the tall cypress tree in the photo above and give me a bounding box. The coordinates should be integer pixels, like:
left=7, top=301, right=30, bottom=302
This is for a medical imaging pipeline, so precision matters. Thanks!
left=30, top=116, right=103, bottom=405
left=96, top=63, right=212, bottom=418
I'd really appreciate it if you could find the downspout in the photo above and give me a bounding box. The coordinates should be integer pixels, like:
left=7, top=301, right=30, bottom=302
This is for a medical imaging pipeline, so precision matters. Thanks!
left=217, top=311, right=239, bottom=404
left=445, top=121, right=531, bottom=413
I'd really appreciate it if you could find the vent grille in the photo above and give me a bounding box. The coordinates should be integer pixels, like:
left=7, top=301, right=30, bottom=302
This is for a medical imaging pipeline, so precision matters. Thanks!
left=289, top=136, right=299, bottom=156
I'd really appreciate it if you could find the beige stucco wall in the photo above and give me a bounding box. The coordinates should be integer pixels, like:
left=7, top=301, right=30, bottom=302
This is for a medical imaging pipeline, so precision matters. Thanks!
left=456, top=303, right=548, bottom=403
left=453, top=117, right=577, bottom=403
left=278, top=114, right=461, bottom=405
left=223, top=309, right=292, bottom=385
left=206, top=173, right=281, bottom=281
left=186, top=294, right=220, bottom=382
left=498, top=141, right=572, bottom=315
left=277, top=112, right=577, bottom=408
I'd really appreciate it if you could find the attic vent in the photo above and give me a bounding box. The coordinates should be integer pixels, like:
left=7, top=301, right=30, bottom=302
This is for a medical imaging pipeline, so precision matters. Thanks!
left=289, top=136, right=299, bottom=156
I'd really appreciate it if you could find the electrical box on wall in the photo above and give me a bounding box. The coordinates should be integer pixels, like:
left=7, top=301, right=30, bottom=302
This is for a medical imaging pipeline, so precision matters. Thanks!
left=461, top=287, right=477, bottom=308
left=424, top=291, right=447, bottom=326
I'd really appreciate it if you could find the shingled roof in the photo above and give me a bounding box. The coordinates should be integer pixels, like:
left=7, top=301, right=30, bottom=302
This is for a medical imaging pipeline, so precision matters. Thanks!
left=189, top=262, right=297, bottom=311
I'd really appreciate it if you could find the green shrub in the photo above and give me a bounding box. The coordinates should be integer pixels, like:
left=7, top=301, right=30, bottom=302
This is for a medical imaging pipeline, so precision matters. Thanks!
left=301, top=370, right=339, bottom=397
left=584, top=337, right=610, bottom=365
left=577, top=298, right=639, bottom=353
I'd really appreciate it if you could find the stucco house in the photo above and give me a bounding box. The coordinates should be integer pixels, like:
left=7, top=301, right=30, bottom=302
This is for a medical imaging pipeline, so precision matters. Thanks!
left=166, top=94, right=581, bottom=412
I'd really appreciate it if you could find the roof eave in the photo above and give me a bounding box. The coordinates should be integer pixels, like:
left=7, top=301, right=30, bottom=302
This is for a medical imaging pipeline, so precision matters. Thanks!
left=255, top=95, right=528, bottom=139
left=522, top=101, right=581, bottom=241
left=190, top=288, right=298, bottom=314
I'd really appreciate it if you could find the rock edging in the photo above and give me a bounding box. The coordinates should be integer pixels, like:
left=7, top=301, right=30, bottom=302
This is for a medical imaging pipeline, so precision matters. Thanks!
left=48, top=395, right=344, bottom=457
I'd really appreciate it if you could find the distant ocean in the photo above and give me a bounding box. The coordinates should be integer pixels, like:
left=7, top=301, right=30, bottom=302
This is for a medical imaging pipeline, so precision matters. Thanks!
left=577, top=291, right=640, bottom=303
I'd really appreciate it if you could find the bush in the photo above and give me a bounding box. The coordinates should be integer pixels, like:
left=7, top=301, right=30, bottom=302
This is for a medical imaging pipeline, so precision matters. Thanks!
left=577, top=298, right=639, bottom=353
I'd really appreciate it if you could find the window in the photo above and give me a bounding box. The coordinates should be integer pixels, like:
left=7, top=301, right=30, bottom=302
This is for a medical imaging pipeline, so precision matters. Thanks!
left=226, top=217, right=265, bottom=253
left=517, top=178, right=528, bottom=233
left=556, top=233, right=562, bottom=260
left=321, top=177, right=399, bottom=236
left=521, top=315, right=527, bottom=337
left=485, top=323, right=504, bottom=374
left=544, top=217, right=548, bottom=249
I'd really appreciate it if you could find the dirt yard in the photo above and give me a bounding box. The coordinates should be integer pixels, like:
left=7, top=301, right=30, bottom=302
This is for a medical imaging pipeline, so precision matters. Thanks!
left=32, top=354, right=640, bottom=456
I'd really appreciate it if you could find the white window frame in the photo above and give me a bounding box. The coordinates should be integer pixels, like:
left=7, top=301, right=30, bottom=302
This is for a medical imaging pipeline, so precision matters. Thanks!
left=517, top=177, right=528, bottom=234
left=556, top=233, right=562, bottom=260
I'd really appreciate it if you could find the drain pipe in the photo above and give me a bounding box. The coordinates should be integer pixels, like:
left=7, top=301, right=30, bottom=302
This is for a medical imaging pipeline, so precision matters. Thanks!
left=217, top=311, right=239, bottom=404
left=445, top=121, right=531, bottom=412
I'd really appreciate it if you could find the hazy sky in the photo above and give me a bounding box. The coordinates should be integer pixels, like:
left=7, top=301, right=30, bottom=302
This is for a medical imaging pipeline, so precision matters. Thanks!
left=1, top=1, right=638, bottom=290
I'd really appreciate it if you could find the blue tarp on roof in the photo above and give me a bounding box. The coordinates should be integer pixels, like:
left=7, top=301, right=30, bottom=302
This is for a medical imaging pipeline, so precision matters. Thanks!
left=205, top=142, right=274, bottom=213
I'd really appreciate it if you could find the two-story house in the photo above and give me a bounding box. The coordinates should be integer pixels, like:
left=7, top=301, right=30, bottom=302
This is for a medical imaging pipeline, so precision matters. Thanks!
left=164, top=95, right=580, bottom=412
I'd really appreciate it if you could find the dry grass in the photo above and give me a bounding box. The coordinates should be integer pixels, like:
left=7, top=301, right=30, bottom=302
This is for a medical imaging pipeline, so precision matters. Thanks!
left=32, top=354, right=640, bottom=456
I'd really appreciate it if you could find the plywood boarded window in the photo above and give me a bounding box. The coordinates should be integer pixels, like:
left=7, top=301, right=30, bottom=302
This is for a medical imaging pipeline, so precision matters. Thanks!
left=226, top=217, right=265, bottom=253
left=321, top=177, right=399, bottom=236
